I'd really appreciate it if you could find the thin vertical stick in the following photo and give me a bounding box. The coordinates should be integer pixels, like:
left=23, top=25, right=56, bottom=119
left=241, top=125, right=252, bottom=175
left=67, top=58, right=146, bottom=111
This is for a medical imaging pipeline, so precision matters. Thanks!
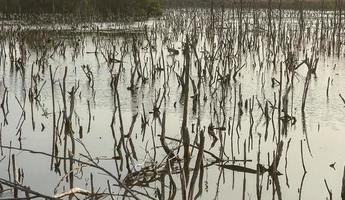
left=181, top=35, right=191, bottom=186
left=324, top=179, right=332, bottom=200
left=12, top=154, right=17, bottom=198
left=49, top=65, right=56, bottom=170
left=341, top=166, right=345, bottom=200
left=91, top=173, right=94, bottom=200
left=326, top=77, right=330, bottom=99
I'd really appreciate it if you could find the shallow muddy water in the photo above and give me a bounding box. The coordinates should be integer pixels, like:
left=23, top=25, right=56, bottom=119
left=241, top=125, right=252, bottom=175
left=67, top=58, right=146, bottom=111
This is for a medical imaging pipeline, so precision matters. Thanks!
left=1, top=8, right=345, bottom=200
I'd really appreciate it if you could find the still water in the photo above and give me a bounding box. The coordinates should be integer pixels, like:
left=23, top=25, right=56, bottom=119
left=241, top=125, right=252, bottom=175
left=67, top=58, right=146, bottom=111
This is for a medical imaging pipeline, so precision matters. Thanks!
left=0, top=8, right=345, bottom=199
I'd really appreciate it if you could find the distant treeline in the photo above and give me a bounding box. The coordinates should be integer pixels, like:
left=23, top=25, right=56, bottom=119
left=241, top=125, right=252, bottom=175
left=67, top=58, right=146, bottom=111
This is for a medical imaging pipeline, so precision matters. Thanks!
left=0, top=0, right=161, bottom=17
left=163, top=0, right=343, bottom=10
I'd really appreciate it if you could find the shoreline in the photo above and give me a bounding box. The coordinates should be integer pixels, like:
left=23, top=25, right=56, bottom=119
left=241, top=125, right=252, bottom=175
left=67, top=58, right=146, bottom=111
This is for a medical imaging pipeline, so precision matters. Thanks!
left=163, top=1, right=344, bottom=11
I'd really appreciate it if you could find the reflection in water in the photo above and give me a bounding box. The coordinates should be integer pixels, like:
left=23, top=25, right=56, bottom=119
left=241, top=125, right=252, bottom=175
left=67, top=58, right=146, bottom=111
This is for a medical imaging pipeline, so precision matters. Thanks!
left=0, top=8, right=345, bottom=200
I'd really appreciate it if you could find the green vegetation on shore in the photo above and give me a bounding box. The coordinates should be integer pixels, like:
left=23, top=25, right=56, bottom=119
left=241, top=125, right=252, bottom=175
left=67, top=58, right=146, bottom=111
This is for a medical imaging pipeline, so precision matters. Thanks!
left=163, top=0, right=343, bottom=10
left=0, top=0, right=162, bottom=18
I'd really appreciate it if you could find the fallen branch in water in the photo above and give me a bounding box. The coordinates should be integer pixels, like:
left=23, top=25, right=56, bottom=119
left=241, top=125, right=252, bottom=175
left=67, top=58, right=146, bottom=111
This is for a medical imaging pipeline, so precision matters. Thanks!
left=0, top=178, right=58, bottom=199
left=157, top=135, right=252, bottom=163
left=54, top=187, right=92, bottom=198
left=54, top=187, right=131, bottom=199
left=217, top=164, right=261, bottom=174
left=0, top=144, right=140, bottom=200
